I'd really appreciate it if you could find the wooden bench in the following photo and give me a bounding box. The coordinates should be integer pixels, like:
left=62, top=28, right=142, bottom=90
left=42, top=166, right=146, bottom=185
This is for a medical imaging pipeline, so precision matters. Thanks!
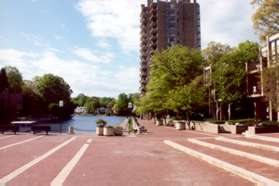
left=31, top=126, right=51, bottom=135
left=0, top=125, right=19, bottom=134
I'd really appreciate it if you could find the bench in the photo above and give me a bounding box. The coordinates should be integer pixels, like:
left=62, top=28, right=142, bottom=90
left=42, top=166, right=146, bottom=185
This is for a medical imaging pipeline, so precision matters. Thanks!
left=31, top=126, right=51, bottom=135
left=0, top=125, right=19, bottom=134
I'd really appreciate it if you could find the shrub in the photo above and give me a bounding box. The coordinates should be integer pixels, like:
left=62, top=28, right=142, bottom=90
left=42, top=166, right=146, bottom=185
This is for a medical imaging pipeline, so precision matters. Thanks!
left=228, top=119, right=256, bottom=126
left=96, top=119, right=107, bottom=128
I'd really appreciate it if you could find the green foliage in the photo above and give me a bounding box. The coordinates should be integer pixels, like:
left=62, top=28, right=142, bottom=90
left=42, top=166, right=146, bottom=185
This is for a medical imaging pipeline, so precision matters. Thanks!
left=137, top=45, right=206, bottom=118
left=21, top=81, right=46, bottom=116
left=114, top=93, right=129, bottom=115
left=0, top=68, right=9, bottom=93
left=85, top=97, right=99, bottom=114
left=228, top=119, right=256, bottom=125
left=72, top=94, right=89, bottom=106
left=213, top=41, right=259, bottom=105
left=35, top=74, right=72, bottom=104
left=202, top=42, right=231, bottom=65
left=250, top=0, right=279, bottom=40
left=96, top=119, right=107, bottom=127
left=4, top=66, right=23, bottom=93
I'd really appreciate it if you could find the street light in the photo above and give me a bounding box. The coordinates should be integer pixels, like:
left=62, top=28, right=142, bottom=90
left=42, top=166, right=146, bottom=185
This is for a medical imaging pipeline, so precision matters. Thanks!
left=59, top=100, right=64, bottom=133
left=128, top=102, right=133, bottom=118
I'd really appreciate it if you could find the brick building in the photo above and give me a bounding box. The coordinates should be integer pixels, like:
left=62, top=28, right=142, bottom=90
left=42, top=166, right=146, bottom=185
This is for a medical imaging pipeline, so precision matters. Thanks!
left=246, top=33, right=279, bottom=121
left=140, top=0, right=201, bottom=94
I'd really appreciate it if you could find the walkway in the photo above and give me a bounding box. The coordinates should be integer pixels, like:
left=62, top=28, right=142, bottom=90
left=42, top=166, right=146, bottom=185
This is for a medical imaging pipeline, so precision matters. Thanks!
left=1, top=120, right=277, bottom=185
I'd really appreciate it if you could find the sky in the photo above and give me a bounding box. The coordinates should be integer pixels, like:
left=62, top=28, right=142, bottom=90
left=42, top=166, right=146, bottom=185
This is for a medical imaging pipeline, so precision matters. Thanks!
left=0, top=0, right=258, bottom=98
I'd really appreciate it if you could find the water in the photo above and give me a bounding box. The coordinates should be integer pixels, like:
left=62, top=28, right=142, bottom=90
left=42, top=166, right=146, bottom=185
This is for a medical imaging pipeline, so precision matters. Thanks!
left=31, top=115, right=126, bottom=133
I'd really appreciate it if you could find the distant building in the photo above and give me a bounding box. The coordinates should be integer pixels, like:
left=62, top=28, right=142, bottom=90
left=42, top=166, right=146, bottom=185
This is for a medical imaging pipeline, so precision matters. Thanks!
left=74, top=106, right=87, bottom=114
left=246, top=33, right=279, bottom=121
left=140, top=0, right=201, bottom=94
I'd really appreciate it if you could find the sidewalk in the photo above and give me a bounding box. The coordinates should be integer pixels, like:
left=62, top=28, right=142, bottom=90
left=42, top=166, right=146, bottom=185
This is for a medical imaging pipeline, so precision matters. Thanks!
left=0, top=121, right=256, bottom=186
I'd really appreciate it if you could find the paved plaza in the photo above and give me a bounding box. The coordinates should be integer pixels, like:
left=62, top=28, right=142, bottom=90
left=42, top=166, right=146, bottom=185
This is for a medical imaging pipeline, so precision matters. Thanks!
left=1, top=120, right=279, bottom=185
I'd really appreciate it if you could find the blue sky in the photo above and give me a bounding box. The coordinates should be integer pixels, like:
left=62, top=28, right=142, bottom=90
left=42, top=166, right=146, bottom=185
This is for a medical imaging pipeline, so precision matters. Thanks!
left=0, top=0, right=258, bottom=97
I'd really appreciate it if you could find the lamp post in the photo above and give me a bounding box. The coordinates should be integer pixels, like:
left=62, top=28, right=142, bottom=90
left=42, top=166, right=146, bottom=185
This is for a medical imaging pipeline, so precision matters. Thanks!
left=128, top=102, right=133, bottom=118
left=59, top=100, right=64, bottom=133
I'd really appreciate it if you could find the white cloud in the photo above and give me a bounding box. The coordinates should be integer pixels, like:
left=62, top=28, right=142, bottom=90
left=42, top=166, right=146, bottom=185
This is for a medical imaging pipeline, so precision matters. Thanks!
left=73, top=48, right=114, bottom=64
left=97, top=40, right=111, bottom=49
left=77, top=0, right=145, bottom=52
left=78, top=0, right=258, bottom=50
left=200, top=0, right=258, bottom=47
left=0, top=48, right=138, bottom=97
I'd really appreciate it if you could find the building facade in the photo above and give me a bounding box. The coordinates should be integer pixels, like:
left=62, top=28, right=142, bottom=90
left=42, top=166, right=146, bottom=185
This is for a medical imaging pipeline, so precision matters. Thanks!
left=140, top=0, right=201, bottom=94
left=246, top=33, right=279, bottom=121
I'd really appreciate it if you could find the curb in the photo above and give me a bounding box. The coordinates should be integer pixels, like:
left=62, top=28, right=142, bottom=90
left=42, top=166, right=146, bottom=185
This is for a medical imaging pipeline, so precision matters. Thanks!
left=216, top=136, right=279, bottom=152
left=188, top=138, right=279, bottom=167
left=164, top=140, right=279, bottom=186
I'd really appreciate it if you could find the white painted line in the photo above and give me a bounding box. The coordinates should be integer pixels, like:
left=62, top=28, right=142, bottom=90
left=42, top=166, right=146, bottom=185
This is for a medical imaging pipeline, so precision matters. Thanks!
left=0, top=135, right=14, bottom=140
left=0, top=137, right=76, bottom=185
left=216, top=136, right=279, bottom=152
left=164, top=140, right=279, bottom=186
left=246, top=135, right=279, bottom=143
left=51, top=142, right=90, bottom=186
left=0, top=136, right=43, bottom=151
left=188, top=138, right=279, bottom=167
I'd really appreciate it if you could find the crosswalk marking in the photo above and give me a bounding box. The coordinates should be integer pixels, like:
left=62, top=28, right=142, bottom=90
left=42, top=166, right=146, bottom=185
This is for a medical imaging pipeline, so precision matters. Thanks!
left=0, top=136, right=76, bottom=185
left=0, top=136, right=43, bottom=151
left=51, top=138, right=92, bottom=186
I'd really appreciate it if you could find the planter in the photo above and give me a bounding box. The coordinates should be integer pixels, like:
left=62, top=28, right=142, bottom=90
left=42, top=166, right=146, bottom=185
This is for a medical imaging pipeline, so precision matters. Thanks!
left=248, top=125, right=279, bottom=135
left=174, top=121, right=186, bottom=130
left=96, top=127, right=104, bottom=136
left=114, top=127, right=123, bottom=136
left=104, top=127, right=114, bottom=136
left=155, top=119, right=163, bottom=126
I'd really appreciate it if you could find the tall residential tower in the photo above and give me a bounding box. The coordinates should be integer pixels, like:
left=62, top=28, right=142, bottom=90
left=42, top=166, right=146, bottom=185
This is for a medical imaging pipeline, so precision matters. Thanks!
left=140, top=0, right=201, bottom=94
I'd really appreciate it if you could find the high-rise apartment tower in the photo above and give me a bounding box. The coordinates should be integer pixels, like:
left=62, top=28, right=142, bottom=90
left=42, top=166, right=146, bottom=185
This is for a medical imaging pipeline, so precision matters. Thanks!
left=139, top=0, right=201, bottom=94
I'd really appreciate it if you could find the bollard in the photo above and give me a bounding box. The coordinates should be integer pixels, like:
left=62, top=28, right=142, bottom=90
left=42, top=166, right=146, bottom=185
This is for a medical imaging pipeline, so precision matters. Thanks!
left=68, top=126, right=74, bottom=135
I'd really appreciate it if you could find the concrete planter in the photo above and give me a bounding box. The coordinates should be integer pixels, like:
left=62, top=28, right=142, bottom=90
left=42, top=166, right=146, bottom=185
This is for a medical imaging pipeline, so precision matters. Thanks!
left=104, top=127, right=114, bottom=136
left=247, top=126, right=279, bottom=135
left=174, top=121, right=186, bottom=130
left=222, top=124, right=248, bottom=134
left=114, top=127, right=123, bottom=136
left=195, top=122, right=220, bottom=134
left=155, top=119, right=163, bottom=126
left=96, top=127, right=104, bottom=136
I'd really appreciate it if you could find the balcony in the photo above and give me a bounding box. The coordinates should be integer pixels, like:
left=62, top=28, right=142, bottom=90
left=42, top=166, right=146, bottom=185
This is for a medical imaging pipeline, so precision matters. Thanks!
left=246, top=61, right=261, bottom=74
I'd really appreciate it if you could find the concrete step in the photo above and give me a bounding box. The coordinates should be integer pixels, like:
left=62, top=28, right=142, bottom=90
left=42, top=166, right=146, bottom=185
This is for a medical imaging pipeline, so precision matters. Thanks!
left=246, top=135, right=279, bottom=143
left=188, top=138, right=279, bottom=167
left=216, top=136, right=279, bottom=152
left=165, top=139, right=279, bottom=184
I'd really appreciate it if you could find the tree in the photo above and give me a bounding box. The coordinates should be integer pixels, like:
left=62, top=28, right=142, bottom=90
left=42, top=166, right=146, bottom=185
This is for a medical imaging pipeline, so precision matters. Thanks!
left=72, top=93, right=89, bottom=106
left=114, top=93, right=129, bottom=115
left=213, top=41, right=259, bottom=119
left=4, top=66, right=23, bottom=93
left=21, top=80, right=46, bottom=117
left=250, top=0, right=279, bottom=40
left=85, top=97, right=99, bottom=114
left=35, top=74, right=74, bottom=118
left=203, top=42, right=231, bottom=65
left=165, top=76, right=206, bottom=119
left=35, top=74, right=72, bottom=104
left=0, top=68, right=9, bottom=93
left=137, top=45, right=205, bottom=118
left=263, top=66, right=279, bottom=121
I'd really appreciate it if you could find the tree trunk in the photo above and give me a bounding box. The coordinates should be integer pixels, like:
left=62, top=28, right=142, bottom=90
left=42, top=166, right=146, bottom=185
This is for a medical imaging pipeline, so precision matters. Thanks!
left=228, top=104, right=231, bottom=121
left=269, top=100, right=273, bottom=121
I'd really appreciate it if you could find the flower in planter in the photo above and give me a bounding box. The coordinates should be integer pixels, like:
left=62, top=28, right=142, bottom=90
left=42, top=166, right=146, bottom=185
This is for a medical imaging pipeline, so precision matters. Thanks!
left=96, top=119, right=107, bottom=128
